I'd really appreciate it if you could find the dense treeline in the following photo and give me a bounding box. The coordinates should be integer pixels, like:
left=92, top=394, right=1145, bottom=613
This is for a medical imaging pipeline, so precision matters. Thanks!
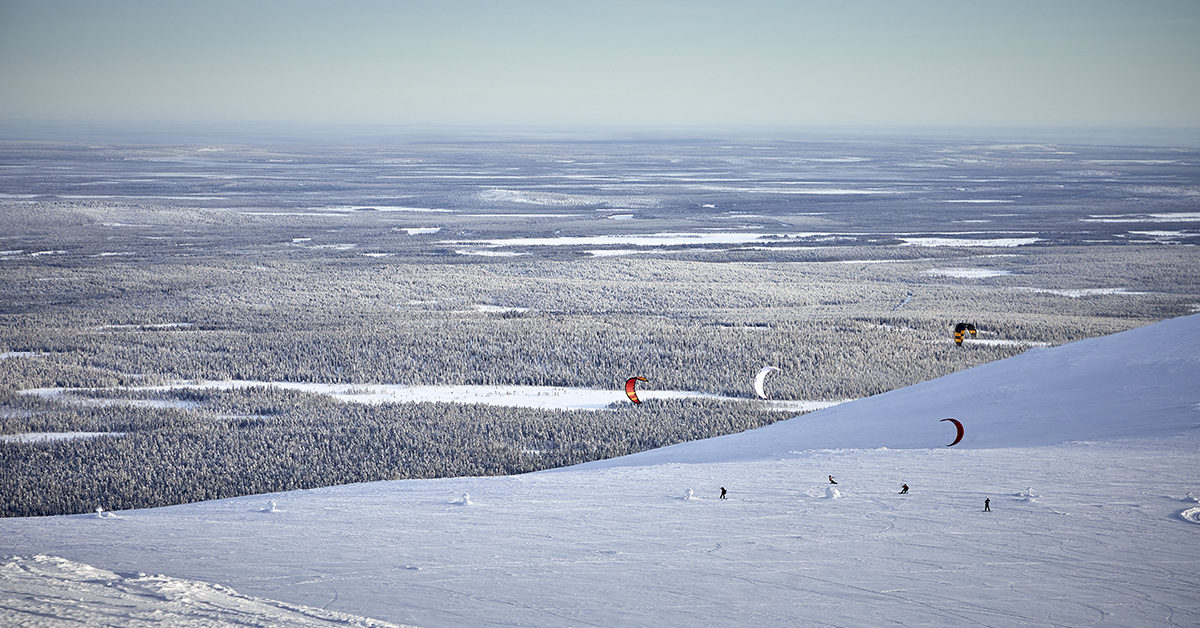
left=0, top=390, right=792, bottom=517
left=0, top=313, right=1115, bottom=398
left=4, top=250, right=1194, bottom=396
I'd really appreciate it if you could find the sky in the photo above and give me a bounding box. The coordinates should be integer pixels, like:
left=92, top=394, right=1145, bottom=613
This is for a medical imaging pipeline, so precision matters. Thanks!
left=1, top=0, right=1199, bottom=130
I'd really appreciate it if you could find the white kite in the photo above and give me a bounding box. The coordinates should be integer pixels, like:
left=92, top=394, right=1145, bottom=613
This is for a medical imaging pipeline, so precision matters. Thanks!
left=754, top=366, right=781, bottom=399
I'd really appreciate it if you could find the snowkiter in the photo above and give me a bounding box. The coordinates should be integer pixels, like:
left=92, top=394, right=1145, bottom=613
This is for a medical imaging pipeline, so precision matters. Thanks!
left=900, top=484, right=909, bottom=494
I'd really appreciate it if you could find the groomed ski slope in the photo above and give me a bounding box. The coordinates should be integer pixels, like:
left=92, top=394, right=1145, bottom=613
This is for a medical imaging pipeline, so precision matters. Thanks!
left=2, top=315, right=1199, bottom=627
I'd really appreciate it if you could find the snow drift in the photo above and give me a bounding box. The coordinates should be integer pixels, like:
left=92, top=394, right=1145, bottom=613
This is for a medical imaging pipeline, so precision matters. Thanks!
left=0, top=555, right=404, bottom=627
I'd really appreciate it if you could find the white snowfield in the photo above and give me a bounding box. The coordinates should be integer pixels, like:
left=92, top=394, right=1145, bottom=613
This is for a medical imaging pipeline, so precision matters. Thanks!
left=0, top=432, right=125, bottom=444
left=3, top=314, right=1199, bottom=627
left=21, top=381, right=839, bottom=413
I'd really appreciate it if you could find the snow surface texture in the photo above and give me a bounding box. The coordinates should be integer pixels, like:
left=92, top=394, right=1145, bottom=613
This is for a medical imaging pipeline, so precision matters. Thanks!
left=0, top=555, right=406, bottom=627
left=2, top=315, right=1198, bottom=627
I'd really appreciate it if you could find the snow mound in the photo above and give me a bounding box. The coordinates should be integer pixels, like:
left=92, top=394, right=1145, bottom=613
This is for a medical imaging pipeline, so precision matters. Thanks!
left=0, top=555, right=406, bottom=627
left=1014, top=488, right=1039, bottom=502
left=825, top=486, right=842, bottom=499
left=581, top=314, right=1200, bottom=468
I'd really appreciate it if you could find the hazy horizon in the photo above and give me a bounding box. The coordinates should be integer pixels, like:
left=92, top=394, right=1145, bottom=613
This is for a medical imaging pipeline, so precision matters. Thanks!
left=3, top=1, right=1199, bottom=131
left=4, top=119, right=1199, bottom=149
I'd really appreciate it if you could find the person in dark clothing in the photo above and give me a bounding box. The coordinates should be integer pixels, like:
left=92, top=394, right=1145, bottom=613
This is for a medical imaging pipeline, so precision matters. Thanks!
left=828, top=475, right=837, bottom=484
left=719, top=487, right=727, bottom=499
left=984, top=498, right=991, bottom=512
left=900, top=484, right=909, bottom=494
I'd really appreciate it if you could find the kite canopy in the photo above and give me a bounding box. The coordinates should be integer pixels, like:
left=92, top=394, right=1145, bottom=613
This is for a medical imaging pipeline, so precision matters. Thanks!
left=954, top=322, right=978, bottom=345
left=754, top=366, right=781, bottom=399
left=625, top=376, right=648, bottom=404
left=940, top=417, right=964, bottom=446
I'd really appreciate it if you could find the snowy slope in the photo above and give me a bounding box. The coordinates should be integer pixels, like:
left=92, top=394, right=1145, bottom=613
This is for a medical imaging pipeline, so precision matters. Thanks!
left=579, top=312, right=1200, bottom=468
left=2, top=315, right=1198, bottom=627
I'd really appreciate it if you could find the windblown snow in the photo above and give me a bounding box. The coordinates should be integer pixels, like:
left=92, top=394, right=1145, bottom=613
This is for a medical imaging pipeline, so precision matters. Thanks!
left=2, top=315, right=1199, bottom=627
left=0, top=555, right=404, bottom=627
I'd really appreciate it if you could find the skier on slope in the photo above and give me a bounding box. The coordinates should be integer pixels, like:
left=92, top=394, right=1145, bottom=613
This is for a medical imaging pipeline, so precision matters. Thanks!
left=719, top=487, right=727, bottom=499
left=828, top=475, right=837, bottom=484
left=900, top=484, right=909, bottom=494
left=984, top=498, right=991, bottom=512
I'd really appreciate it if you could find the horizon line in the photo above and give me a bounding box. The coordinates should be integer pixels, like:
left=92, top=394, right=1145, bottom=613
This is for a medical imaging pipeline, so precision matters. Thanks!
left=3, top=119, right=1199, bottom=147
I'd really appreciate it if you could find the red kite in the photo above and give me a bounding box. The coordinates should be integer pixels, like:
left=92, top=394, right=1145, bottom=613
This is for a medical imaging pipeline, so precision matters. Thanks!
left=940, top=418, right=964, bottom=446
left=625, top=376, right=648, bottom=404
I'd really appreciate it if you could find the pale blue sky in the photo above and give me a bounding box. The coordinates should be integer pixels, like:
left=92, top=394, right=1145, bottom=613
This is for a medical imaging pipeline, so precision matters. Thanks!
left=2, top=0, right=1198, bottom=129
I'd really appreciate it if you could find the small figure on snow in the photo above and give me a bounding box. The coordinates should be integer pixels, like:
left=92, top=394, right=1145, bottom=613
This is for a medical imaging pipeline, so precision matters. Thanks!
left=828, top=475, right=837, bottom=485
left=899, top=484, right=909, bottom=494
left=983, top=497, right=991, bottom=512
left=685, top=488, right=694, bottom=501
left=719, top=487, right=727, bottom=500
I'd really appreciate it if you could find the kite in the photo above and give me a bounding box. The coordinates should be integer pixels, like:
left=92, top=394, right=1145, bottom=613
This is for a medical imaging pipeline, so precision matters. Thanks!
left=754, top=366, right=781, bottom=399
left=625, top=376, right=648, bottom=404
left=954, top=322, right=978, bottom=346
left=940, top=418, right=964, bottom=447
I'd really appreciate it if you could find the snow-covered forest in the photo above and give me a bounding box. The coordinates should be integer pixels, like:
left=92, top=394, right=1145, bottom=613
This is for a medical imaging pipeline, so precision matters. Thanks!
left=2, top=136, right=1198, bottom=518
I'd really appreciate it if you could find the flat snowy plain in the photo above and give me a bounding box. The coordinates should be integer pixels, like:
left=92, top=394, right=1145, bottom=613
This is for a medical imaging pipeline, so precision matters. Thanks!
left=3, top=314, right=1199, bottom=627
left=21, top=381, right=839, bottom=414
